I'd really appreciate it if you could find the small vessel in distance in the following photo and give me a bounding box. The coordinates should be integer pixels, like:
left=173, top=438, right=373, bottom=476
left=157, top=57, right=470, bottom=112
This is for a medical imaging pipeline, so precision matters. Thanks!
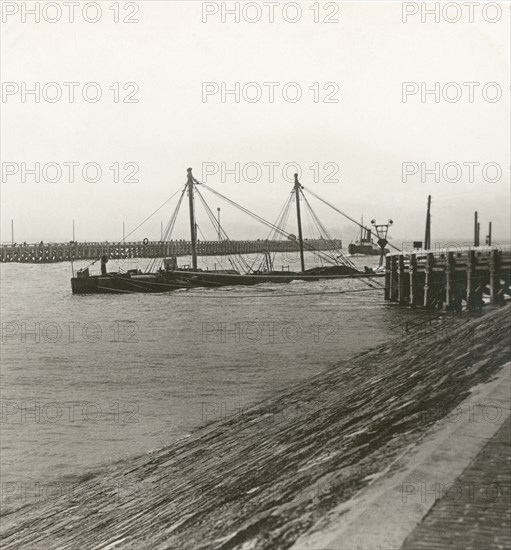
left=348, top=217, right=389, bottom=256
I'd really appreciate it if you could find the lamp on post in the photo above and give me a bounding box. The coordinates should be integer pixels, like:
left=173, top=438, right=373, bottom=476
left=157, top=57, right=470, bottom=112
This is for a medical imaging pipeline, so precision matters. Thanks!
left=371, top=219, right=393, bottom=268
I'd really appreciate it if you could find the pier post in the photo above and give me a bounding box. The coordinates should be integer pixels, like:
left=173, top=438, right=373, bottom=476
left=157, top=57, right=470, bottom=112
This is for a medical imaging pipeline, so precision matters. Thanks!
left=398, top=254, right=408, bottom=304
left=390, top=255, right=399, bottom=302
left=467, top=249, right=476, bottom=302
left=409, top=253, right=418, bottom=307
left=489, top=248, right=500, bottom=304
left=384, top=255, right=391, bottom=300
left=423, top=252, right=435, bottom=308
left=445, top=251, right=455, bottom=309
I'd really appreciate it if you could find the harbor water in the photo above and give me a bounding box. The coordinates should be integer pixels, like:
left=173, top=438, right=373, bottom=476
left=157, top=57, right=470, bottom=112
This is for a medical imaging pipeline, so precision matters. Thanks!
left=0, top=252, right=412, bottom=501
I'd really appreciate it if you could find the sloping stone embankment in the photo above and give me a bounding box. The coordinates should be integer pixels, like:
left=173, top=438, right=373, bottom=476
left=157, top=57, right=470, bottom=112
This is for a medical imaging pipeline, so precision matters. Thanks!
left=1, top=307, right=509, bottom=549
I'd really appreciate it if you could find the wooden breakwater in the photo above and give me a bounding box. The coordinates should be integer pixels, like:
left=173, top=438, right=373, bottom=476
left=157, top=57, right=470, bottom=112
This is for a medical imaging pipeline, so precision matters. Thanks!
left=0, top=239, right=342, bottom=264
left=384, top=245, right=511, bottom=309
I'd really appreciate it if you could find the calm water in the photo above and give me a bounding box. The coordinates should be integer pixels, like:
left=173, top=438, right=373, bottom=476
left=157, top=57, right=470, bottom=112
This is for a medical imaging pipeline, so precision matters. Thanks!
left=0, top=253, right=412, bottom=501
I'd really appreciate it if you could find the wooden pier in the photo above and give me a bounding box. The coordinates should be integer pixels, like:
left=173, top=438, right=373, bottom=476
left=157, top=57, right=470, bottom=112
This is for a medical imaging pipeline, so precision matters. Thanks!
left=384, top=245, right=511, bottom=309
left=0, top=239, right=342, bottom=264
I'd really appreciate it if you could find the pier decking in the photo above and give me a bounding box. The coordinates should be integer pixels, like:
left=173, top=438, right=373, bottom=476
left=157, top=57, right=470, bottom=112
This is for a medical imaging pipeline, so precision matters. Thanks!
left=384, top=245, right=511, bottom=309
left=0, top=239, right=342, bottom=264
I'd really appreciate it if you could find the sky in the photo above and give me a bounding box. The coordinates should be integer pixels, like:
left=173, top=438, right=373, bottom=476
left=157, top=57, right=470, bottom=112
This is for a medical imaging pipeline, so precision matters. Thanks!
left=1, top=1, right=509, bottom=247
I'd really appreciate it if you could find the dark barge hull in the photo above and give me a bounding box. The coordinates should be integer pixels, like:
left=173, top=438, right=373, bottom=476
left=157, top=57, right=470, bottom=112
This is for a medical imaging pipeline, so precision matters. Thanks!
left=168, top=266, right=381, bottom=289
left=72, top=267, right=383, bottom=295
left=71, top=273, right=191, bottom=294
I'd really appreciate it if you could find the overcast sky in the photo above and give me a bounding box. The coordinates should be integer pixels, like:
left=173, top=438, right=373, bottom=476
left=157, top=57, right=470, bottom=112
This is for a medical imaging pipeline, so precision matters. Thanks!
left=1, top=1, right=509, bottom=246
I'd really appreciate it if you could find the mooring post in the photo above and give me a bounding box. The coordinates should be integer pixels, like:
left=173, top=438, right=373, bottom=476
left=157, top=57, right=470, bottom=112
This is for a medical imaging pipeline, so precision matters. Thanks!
left=466, top=249, right=476, bottom=302
left=398, top=254, right=408, bottom=304
left=409, top=253, right=418, bottom=307
left=390, top=255, right=399, bottom=302
left=489, top=248, right=500, bottom=304
left=384, top=254, right=391, bottom=301
left=445, top=251, right=455, bottom=309
left=423, top=252, right=435, bottom=308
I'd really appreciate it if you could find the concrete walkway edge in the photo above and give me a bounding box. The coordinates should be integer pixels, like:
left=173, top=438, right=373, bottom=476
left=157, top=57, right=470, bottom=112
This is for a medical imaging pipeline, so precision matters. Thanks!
left=292, top=361, right=511, bottom=550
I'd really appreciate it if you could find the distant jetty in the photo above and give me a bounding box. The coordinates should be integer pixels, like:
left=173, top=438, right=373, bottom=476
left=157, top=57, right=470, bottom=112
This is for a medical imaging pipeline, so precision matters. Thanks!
left=0, top=239, right=342, bottom=263
left=1, top=306, right=509, bottom=549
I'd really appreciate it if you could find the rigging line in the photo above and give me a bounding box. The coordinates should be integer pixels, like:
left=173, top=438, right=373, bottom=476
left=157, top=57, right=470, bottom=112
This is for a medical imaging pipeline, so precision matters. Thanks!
left=301, top=197, right=324, bottom=267
left=123, top=184, right=186, bottom=243
left=307, top=212, right=330, bottom=268
left=147, top=192, right=186, bottom=273
left=273, top=194, right=294, bottom=267
left=194, top=198, right=228, bottom=269
left=200, top=183, right=368, bottom=267
left=162, top=185, right=187, bottom=242
left=195, top=188, right=251, bottom=273
left=302, top=195, right=381, bottom=289
left=266, top=193, right=293, bottom=269
left=303, top=194, right=315, bottom=240
left=250, top=192, right=293, bottom=272
left=265, top=193, right=290, bottom=242
left=303, top=196, right=324, bottom=268
left=304, top=189, right=366, bottom=251
left=295, top=191, right=344, bottom=267
left=196, top=223, right=206, bottom=241
left=196, top=217, right=244, bottom=273
left=303, top=187, right=400, bottom=252
left=146, top=186, right=187, bottom=273
left=201, top=183, right=296, bottom=239
left=300, top=191, right=350, bottom=266
left=195, top=188, right=228, bottom=242
left=196, top=189, right=253, bottom=273
left=260, top=195, right=288, bottom=271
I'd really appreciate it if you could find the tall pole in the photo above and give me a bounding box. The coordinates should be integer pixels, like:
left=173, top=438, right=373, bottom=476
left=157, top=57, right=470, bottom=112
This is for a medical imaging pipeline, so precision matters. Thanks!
left=474, top=211, right=478, bottom=247
left=71, top=222, right=75, bottom=277
left=424, top=195, right=431, bottom=250
left=488, top=222, right=492, bottom=246
left=11, top=219, right=14, bottom=244
left=187, top=168, right=198, bottom=270
left=217, top=208, right=221, bottom=241
left=294, top=173, right=305, bottom=272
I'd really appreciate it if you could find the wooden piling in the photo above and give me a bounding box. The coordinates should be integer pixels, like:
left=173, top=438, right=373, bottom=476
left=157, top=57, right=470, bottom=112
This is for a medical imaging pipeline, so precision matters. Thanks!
left=384, top=255, right=391, bottom=301
left=423, top=252, right=435, bottom=308
left=398, top=254, right=408, bottom=304
left=409, top=253, right=418, bottom=308
left=489, top=248, right=500, bottom=305
left=467, top=249, right=476, bottom=302
left=390, top=255, right=399, bottom=302
left=445, top=251, right=455, bottom=309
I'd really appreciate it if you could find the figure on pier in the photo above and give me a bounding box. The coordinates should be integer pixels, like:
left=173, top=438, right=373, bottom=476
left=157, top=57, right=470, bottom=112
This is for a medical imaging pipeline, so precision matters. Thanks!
left=100, top=255, right=109, bottom=276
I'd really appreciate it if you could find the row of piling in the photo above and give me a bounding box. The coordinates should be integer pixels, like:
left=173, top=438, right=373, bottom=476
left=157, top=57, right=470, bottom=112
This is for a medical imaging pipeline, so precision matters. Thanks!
left=384, top=246, right=511, bottom=309
left=0, top=239, right=342, bottom=263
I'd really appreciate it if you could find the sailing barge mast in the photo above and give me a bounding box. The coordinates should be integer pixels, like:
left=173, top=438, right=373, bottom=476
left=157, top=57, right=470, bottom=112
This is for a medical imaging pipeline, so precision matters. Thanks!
left=294, top=173, right=306, bottom=272
left=187, top=168, right=198, bottom=270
